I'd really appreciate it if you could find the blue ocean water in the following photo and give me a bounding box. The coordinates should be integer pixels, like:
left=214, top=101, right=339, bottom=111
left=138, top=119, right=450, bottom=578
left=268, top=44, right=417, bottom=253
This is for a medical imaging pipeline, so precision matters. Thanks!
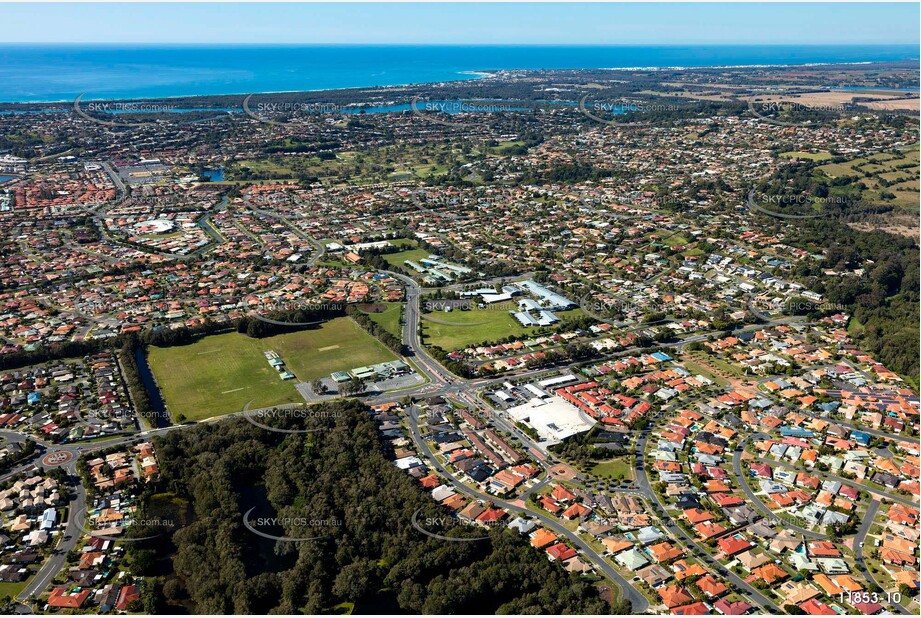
left=0, top=44, right=916, bottom=103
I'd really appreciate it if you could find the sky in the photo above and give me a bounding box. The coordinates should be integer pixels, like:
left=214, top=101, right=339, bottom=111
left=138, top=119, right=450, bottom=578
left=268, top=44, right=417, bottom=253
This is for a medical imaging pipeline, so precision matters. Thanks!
left=0, top=2, right=917, bottom=46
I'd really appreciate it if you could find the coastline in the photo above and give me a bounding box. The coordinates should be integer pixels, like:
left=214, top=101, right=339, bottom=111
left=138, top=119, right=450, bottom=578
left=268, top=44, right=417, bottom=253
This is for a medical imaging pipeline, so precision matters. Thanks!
left=0, top=60, right=917, bottom=105
left=0, top=73, right=490, bottom=105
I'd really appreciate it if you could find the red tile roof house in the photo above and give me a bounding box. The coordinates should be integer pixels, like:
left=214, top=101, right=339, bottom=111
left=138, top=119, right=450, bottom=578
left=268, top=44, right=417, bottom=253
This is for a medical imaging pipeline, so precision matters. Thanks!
left=117, top=584, right=140, bottom=611
left=684, top=508, right=715, bottom=524
left=551, top=484, right=576, bottom=502
left=672, top=601, right=711, bottom=615
left=800, top=598, right=836, bottom=615
left=475, top=508, right=506, bottom=525
left=717, top=535, right=753, bottom=557
left=658, top=584, right=693, bottom=609
left=47, top=587, right=92, bottom=609
left=540, top=495, right=563, bottom=515
left=851, top=601, right=883, bottom=615
left=546, top=542, right=578, bottom=562
left=419, top=474, right=440, bottom=489
left=807, top=541, right=841, bottom=558
left=561, top=503, right=592, bottom=520
left=697, top=574, right=728, bottom=597
left=713, top=598, right=752, bottom=615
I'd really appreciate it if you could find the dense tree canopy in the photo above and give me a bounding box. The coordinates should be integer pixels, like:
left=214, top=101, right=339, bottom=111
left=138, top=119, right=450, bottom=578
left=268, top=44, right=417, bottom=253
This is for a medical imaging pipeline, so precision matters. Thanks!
left=149, top=402, right=612, bottom=614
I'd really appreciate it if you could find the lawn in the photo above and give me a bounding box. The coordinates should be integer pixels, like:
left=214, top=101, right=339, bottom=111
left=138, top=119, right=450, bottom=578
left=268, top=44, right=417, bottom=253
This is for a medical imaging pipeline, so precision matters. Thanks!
left=362, top=302, right=403, bottom=337
left=0, top=578, right=29, bottom=598
left=812, top=147, right=920, bottom=227
left=270, top=318, right=398, bottom=380
left=662, top=233, right=689, bottom=248
left=588, top=458, right=634, bottom=480
left=684, top=350, right=745, bottom=380
left=779, top=151, right=833, bottom=161
left=389, top=238, right=416, bottom=249
left=381, top=247, right=432, bottom=269
left=679, top=358, right=730, bottom=387
left=421, top=306, right=583, bottom=351
left=148, top=318, right=397, bottom=421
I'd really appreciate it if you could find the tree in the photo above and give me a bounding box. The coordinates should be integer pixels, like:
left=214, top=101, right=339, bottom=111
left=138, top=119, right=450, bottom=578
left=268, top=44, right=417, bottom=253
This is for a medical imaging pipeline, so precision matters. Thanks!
left=340, top=377, right=365, bottom=397
left=128, top=548, right=156, bottom=575
left=153, top=402, right=611, bottom=614
left=126, top=599, right=144, bottom=612
left=162, top=578, right=185, bottom=602
left=332, top=559, right=379, bottom=599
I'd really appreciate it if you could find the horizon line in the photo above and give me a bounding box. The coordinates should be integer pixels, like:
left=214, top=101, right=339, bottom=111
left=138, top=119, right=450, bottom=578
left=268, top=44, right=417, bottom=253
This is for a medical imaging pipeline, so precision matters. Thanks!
left=1, top=42, right=918, bottom=47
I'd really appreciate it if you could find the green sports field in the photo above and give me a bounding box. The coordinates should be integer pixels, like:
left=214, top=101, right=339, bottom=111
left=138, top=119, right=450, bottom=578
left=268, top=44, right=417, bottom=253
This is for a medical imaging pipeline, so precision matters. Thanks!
left=147, top=318, right=398, bottom=421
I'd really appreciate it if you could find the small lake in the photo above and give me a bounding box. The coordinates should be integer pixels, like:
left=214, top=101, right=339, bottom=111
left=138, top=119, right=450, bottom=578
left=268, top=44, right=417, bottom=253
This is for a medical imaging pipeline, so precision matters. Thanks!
left=134, top=347, right=171, bottom=428
left=201, top=168, right=224, bottom=182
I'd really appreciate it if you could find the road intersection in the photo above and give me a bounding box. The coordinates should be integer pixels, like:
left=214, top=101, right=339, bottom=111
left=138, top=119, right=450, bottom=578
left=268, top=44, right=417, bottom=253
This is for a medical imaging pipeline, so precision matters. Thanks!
left=1, top=265, right=914, bottom=615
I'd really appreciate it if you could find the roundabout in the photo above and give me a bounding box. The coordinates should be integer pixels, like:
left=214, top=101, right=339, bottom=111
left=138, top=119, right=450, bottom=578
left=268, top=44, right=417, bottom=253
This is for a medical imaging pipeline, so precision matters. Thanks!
left=41, top=450, right=74, bottom=467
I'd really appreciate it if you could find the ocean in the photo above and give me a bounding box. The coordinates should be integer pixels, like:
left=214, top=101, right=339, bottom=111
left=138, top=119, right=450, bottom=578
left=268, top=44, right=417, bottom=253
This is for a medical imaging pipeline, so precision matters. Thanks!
left=0, top=44, right=916, bottom=103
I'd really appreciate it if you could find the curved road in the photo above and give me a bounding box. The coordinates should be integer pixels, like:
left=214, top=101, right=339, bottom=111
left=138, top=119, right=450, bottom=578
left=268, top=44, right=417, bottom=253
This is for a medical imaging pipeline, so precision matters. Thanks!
left=406, top=406, right=649, bottom=613
left=852, top=500, right=910, bottom=615
left=732, top=434, right=828, bottom=540
left=633, top=428, right=782, bottom=613
left=749, top=454, right=917, bottom=508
